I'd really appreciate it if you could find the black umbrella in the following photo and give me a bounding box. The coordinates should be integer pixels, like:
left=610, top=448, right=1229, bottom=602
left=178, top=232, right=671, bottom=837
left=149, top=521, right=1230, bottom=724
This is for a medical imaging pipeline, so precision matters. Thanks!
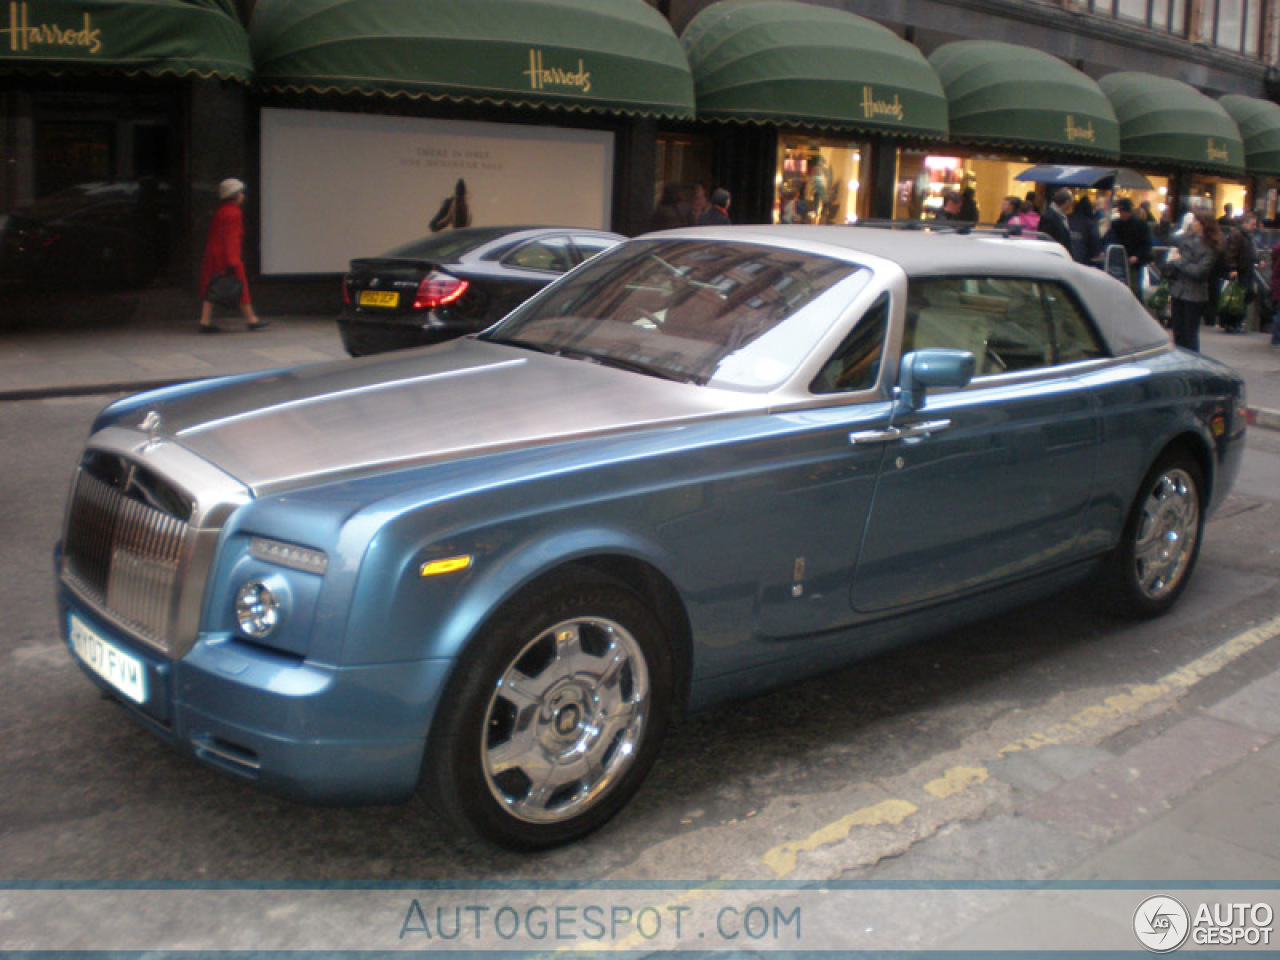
left=1015, top=165, right=1154, bottom=190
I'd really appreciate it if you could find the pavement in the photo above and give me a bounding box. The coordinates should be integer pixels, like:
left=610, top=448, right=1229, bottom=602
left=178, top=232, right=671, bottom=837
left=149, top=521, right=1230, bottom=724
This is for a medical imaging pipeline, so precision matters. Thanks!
left=1, top=298, right=1278, bottom=945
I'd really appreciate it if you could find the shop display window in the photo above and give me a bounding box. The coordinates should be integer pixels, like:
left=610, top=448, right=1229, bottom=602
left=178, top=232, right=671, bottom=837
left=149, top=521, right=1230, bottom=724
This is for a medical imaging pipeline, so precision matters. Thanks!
left=1187, top=176, right=1248, bottom=221
left=774, top=135, right=867, bottom=225
left=893, top=152, right=1033, bottom=223
left=653, top=132, right=714, bottom=226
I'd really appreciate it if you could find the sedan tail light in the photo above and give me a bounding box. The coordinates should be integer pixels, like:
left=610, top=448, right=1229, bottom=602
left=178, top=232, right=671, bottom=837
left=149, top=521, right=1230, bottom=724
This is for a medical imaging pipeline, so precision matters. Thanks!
left=413, top=270, right=469, bottom=310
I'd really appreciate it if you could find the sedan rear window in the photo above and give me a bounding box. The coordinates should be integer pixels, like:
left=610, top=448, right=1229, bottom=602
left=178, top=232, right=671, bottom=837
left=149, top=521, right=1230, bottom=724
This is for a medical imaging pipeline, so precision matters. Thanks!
left=484, top=239, right=867, bottom=390
left=380, top=227, right=515, bottom=261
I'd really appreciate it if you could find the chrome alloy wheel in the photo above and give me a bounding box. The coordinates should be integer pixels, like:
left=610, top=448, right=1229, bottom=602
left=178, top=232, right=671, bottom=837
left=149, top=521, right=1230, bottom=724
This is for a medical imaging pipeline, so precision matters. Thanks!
left=1132, top=467, right=1200, bottom=600
left=481, top=616, right=650, bottom=824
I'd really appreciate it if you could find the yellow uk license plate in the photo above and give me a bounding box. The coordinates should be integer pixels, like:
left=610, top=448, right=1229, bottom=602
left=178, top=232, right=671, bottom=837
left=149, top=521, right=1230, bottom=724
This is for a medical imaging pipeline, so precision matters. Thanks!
left=359, top=290, right=399, bottom=308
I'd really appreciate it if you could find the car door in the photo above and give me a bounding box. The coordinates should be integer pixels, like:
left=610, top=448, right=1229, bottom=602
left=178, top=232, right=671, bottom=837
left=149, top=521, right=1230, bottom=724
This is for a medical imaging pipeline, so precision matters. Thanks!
left=851, top=276, right=1105, bottom=614
left=750, top=294, right=894, bottom=640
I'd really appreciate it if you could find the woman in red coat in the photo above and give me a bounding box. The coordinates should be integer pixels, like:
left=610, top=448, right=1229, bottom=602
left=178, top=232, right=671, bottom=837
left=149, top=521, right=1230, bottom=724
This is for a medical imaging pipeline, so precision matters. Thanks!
left=199, top=178, right=267, bottom=332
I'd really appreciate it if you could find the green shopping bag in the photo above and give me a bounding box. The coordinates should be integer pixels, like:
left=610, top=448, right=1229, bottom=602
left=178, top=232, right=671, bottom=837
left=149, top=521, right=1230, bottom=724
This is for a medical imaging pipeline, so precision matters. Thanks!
left=1219, top=279, right=1247, bottom=318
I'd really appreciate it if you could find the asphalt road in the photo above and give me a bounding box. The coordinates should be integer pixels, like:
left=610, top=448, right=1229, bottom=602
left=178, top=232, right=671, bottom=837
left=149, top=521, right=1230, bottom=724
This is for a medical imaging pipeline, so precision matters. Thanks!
left=3, top=394, right=1279, bottom=891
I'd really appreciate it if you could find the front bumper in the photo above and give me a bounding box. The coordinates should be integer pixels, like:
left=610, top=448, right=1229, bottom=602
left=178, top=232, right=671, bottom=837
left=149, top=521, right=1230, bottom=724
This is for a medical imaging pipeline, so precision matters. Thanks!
left=58, top=589, right=453, bottom=805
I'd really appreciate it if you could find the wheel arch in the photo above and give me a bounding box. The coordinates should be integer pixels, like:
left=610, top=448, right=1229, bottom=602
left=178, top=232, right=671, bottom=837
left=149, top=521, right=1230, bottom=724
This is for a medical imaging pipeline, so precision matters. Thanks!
left=432, top=533, right=696, bottom=716
left=1152, top=429, right=1214, bottom=507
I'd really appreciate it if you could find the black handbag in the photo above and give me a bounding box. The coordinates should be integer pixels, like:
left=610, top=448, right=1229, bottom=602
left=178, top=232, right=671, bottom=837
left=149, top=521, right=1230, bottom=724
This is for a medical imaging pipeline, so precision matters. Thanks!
left=205, top=272, right=243, bottom=308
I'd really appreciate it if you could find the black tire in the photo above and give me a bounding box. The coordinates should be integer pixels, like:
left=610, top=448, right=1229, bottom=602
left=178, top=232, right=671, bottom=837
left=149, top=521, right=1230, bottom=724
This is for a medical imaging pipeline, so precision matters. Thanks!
left=424, top=570, right=673, bottom=850
left=1106, top=451, right=1205, bottom=618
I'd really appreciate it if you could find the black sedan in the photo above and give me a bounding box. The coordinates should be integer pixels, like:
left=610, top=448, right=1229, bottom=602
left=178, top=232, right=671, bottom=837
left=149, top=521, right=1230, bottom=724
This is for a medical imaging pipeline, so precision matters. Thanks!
left=338, top=226, right=624, bottom=356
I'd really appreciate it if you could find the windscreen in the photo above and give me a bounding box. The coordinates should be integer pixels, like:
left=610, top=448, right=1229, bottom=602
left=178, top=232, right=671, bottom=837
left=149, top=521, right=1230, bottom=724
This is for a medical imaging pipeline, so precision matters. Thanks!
left=484, top=239, right=868, bottom=391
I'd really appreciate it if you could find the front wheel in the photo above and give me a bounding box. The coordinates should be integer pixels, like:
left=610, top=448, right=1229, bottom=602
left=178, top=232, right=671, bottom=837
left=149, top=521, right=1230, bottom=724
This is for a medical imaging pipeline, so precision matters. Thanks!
left=1106, top=453, right=1205, bottom=618
left=425, top=572, right=673, bottom=850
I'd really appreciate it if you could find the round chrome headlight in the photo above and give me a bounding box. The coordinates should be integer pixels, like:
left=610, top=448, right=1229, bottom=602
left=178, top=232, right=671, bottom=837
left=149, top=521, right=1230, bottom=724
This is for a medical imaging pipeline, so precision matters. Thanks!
left=235, top=580, right=280, bottom=639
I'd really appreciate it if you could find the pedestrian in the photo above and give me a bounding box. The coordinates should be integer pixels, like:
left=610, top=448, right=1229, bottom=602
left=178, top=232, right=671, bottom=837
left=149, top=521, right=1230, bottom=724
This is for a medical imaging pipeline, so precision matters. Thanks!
left=1104, top=197, right=1152, bottom=296
left=1009, top=197, right=1040, bottom=232
left=934, top=190, right=964, bottom=222
left=996, top=195, right=1019, bottom=226
left=1163, top=209, right=1221, bottom=352
left=688, top=182, right=710, bottom=224
left=649, top=182, right=686, bottom=231
left=1270, top=233, right=1280, bottom=348
left=1219, top=210, right=1259, bottom=333
left=958, top=186, right=980, bottom=223
left=697, top=187, right=731, bottom=226
left=198, top=178, right=267, bottom=334
left=1038, top=187, right=1073, bottom=251
left=1067, top=195, right=1104, bottom=266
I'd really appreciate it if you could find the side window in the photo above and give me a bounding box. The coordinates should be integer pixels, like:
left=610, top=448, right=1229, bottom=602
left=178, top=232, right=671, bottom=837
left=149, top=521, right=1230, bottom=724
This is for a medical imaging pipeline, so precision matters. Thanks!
left=571, top=235, right=617, bottom=263
left=1043, top=283, right=1108, bottom=363
left=811, top=294, right=888, bottom=394
left=905, top=276, right=1103, bottom=376
left=504, top=236, right=575, bottom=273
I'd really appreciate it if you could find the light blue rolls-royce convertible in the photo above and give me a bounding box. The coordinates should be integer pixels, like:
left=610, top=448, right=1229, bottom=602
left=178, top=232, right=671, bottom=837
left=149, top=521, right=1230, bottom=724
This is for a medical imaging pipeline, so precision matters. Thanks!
left=56, top=226, right=1246, bottom=849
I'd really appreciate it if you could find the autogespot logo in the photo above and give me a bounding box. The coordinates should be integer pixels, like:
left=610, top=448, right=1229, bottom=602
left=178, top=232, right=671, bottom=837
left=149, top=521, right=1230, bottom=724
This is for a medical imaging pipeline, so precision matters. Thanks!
left=1134, top=895, right=1191, bottom=952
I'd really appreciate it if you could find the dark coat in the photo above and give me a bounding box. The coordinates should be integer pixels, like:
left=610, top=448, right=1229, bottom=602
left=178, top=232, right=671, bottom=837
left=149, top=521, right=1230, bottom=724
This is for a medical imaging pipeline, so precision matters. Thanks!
left=1067, top=209, right=1104, bottom=265
left=1223, top=225, right=1257, bottom=279
left=1105, top=216, right=1153, bottom=266
left=697, top=206, right=731, bottom=226
left=649, top=202, right=685, bottom=232
left=1039, top=204, right=1072, bottom=251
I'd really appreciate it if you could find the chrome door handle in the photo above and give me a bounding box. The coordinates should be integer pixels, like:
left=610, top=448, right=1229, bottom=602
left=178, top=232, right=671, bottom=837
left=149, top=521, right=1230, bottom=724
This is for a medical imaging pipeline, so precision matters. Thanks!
left=849, top=419, right=952, bottom=445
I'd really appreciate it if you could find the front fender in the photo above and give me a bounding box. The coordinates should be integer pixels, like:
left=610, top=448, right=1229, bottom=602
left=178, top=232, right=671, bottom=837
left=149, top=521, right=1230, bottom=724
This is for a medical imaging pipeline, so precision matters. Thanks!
left=340, top=507, right=682, bottom=667
left=433, top=524, right=680, bottom=661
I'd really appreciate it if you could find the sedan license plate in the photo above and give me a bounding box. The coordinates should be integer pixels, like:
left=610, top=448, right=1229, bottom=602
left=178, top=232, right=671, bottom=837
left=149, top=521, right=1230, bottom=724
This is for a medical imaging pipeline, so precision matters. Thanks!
left=359, top=290, right=399, bottom=308
left=69, top=613, right=147, bottom=704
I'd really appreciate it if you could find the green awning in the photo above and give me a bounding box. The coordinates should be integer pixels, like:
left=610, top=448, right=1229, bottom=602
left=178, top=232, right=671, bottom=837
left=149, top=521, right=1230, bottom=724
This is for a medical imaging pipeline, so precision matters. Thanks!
left=1219, top=94, right=1280, bottom=177
left=250, top=0, right=695, bottom=119
left=0, top=0, right=251, bottom=82
left=1099, top=72, right=1244, bottom=175
left=680, top=0, right=948, bottom=138
left=929, top=41, right=1119, bottom=158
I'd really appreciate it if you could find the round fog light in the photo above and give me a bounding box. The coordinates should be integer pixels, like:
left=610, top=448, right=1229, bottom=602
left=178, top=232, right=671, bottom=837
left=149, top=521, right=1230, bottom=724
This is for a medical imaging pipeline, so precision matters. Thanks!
left=235, top=581, right=280, bottom=639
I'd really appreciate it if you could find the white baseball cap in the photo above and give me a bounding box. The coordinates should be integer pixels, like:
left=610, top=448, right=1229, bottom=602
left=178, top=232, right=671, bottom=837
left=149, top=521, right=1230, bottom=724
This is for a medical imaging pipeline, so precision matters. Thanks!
left=219, top=178, right=246, bottom=200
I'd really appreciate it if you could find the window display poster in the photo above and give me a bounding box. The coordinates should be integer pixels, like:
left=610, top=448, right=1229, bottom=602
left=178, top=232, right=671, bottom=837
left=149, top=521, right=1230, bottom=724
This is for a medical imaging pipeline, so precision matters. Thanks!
left=260, top=109, right=615, bottom=275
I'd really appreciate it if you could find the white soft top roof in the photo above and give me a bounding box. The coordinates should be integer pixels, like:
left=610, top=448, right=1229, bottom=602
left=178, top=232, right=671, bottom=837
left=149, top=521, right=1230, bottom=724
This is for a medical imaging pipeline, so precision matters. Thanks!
left=648, top=224, right=1170, bottom=356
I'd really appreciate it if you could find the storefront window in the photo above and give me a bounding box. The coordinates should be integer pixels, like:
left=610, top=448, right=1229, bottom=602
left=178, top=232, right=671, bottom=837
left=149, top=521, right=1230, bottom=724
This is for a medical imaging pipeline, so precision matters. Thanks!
left=654, top=131, right=714, bottom=224
left=1, top=85, right=181, bottom=294
left=36, top=121, right=113, bottom=197
left=1187, top=175, right=1249, bottom=220
left=1110, top=177, right=1171, bottom=217
left=774, top=134, right=868, bottom=225
left=893, top=151, right=1032, bottom=223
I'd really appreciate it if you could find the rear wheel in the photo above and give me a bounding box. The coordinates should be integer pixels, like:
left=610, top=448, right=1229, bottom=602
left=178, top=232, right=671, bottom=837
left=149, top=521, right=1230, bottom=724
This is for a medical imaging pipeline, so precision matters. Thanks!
left=425, top=571, right=673, bottom=850
left=1107, top=452, right=1205, bottom=618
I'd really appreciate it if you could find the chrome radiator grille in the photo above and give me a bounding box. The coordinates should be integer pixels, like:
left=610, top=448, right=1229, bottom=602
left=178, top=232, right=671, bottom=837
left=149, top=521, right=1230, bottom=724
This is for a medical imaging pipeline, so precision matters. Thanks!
left=62, top=465, right=190, bottom=655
